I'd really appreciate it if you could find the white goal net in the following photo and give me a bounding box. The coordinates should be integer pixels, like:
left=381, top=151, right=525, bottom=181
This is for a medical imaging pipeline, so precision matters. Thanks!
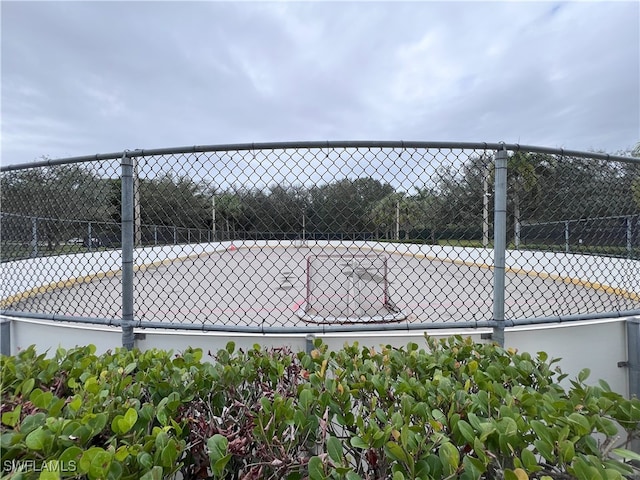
left=298, top=252, right=405, bottom=323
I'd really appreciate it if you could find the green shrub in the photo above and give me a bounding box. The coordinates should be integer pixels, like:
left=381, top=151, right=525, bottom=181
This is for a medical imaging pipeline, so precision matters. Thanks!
left=1, top=336, right=639, bottom=479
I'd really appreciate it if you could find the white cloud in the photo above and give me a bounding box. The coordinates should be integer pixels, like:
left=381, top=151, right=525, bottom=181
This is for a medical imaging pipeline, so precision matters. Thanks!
left=1, top=1, right=638, bottom=165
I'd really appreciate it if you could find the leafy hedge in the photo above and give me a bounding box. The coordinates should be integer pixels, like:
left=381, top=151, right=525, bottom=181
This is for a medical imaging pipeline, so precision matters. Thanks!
left=1, top=336, right=639, bottom=480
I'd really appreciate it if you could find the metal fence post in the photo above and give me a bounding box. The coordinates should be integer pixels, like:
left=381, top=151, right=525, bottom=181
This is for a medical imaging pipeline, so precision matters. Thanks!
left=121, top=153, right=135, bottom=350
left=626, top=216, right=632, bottom=259
left=134, top=158, right=142, bottom=247
left=482, top=156, right=491, bottom=248
left=627, top=318, right=640, bottom=452
left=628, top=318, right=640, bottom=397
left=564, top=220, right=570, bottom=253
left=31, top=216, right=38, bottom=258
left=0, top=319, right=10, bottom=356
left=492, top=146, right=508, bottom=346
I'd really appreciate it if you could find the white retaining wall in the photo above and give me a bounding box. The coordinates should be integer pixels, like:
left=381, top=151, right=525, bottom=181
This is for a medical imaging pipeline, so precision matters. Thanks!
left=1, top=315, right=633, bottom=398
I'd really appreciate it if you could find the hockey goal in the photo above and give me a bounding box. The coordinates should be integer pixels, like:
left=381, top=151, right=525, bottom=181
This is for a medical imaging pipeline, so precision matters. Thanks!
left=297, top=252, right=405, bottom=323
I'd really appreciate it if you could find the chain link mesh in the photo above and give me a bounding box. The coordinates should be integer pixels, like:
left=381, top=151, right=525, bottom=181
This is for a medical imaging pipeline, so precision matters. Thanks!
left=1, top=143, right=639, bottom=330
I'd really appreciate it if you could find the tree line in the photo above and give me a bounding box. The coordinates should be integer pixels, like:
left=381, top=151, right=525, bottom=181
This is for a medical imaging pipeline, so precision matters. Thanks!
left=2, top=149, right=639, bottom=249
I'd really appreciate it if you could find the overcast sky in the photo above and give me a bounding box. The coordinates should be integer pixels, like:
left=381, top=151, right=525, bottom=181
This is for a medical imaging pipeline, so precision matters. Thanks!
left=1, top=1, right=639, bottom=166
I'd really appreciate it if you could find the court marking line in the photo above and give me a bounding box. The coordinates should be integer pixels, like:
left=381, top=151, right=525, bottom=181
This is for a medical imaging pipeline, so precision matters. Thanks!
left=366, top=246, right=640, bottom=302
left=0, top=247, right=224, bottom=307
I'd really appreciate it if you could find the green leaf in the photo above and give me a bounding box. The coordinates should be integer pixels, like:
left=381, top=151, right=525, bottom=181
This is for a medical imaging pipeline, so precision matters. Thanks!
left=0, top=432, right=17, bottom=450
left=160, top=441, right=178, bottom=468
left=137, top=452, right=153, bottom=470
left=598, top=379, right=612, bottom=391
left=111, top=415, right=125, bottom=435
left=602, top=460, right=633, bottom=477
left=567, top=412, right=591, bottom=436
left=327, top=436, right=343, bottom=464
left=438, top=442, right=459, bottom=476
left=603, top=470, right=623, bottom=480
left=612, top=448, right=640, bottom=462
left=38, top=471, right=60, bottom=480
left=577, top=368, right=591, bottom=383
left=79, top=447, right=100, bottom=474
left=559, top=439, right=575, bottom=464
left=139, top=466, right=163, bottom=480
left=68, top=425, right=91, bottom=445
left=114, top=445, right=129, bottom=462
left=504, top=468, right=529, bottom=480
left=156, top=408, right=168, bottom=427
left=108, top=461, right=123, bottom=480
left=59, top=446, right=83, bottom=469
left=425, top=453, right=443, bottom=479
left=48, top=398, right=66, bottom=418
left=473, top=437, right=488, bottom=464
left=155, top=431, right=169, bottom=450
left=84, top=376, right=100, bottom=394
left=208, top=434, right=228, bottom=458
left=123, top=362, right=137, bottom=375
left=2, top=405, right=21, bottom=428
left=467, top=413, right=481, bottom=431
left=21, top=378, right=36, bottom=396
left=123, top=408, right=138, bottom=431
left=581, top=435, right=599, bottom=455
left=350, top=436, right=368, bottom=449
left=299, top=389, right=314, bottom=411
left=457, top=420, right=475, bottom=443
left=89, top=450, right=113, bottom=480
left=308, top=456, right=325, bottom=480
left=432, top=409, right=447, bottom=425
left=385, top=442, right=408, bottom=463
left=68, top=396, right=82, bottom=413
left=498, top=417, right=518, bottom=438
left=572, top=457, right=602, bottom=480
left=25, top=426, right=48, bottom=450
left=208, top=434, right=229, bottom=476
left=534, top=439, right=555, bottom=463
left=530, top=420, right=552, bottom=445
left=30, top=388, right=53, bottom=409
left=83, top=413, right=107, bottom=436
left=462, top=456, right=486, bottom=479
left=213, top=454, right=232, bottom=475
left=521, top=448, right=538, bottom=471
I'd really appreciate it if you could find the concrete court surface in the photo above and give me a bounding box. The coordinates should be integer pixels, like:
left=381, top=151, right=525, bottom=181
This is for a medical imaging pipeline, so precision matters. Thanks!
left=9, top=244, right=638, bottom=328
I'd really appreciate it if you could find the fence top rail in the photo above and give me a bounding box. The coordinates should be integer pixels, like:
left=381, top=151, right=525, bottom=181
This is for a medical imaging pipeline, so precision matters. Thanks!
left=1, top=151, right=128, bottom=171
left=522, top=213, right=640, bottom=226
left=2, top=140, right=638, bottom=172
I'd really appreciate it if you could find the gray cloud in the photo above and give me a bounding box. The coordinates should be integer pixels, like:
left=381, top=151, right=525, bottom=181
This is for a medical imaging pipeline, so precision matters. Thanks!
left=2, top=1, right=638, bottom=165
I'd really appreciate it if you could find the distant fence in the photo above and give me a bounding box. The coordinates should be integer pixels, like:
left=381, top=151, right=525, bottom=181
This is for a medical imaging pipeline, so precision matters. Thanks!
left=1, top=141, right=639, bottom=347
left=0, top=212, right=394, bottom=262
left=0, top=213, right=219, bottom=261
left=521, top=214, right=639, bottom=258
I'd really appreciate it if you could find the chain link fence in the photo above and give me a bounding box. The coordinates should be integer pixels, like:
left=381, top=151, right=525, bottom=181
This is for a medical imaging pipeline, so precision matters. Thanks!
left=1, top=141, right=639, bottom=342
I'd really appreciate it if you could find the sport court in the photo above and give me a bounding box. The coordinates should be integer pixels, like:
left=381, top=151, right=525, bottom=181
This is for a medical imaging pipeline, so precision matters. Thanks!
left=9, top=243, right=637, bottom=328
